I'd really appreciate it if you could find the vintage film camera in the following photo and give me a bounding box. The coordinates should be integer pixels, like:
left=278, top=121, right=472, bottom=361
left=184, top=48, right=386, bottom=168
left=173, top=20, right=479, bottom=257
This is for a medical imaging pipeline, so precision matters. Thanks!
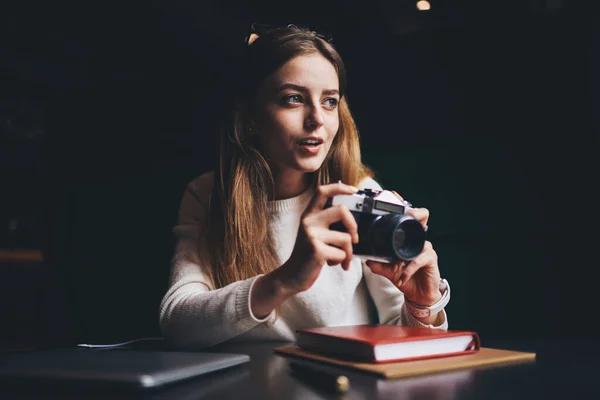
left=329, top=188, right=426, bottom=263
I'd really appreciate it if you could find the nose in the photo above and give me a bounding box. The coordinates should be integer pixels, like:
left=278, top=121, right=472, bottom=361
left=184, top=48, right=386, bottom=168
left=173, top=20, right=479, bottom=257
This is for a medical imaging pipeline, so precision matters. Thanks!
left=305, top=104, right=325, bottom=131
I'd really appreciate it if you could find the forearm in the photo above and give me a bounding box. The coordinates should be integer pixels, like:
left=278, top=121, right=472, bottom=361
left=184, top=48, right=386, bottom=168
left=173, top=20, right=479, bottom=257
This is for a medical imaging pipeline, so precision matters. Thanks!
left=160, top=277, right=267, bottom=349
left=415, top=311, right=442, bottom=326
left=250, top=267, right=296, bottom=319
left=405, top=307, right=448, bottom=330
left=410, top=291, right=442, bottom=326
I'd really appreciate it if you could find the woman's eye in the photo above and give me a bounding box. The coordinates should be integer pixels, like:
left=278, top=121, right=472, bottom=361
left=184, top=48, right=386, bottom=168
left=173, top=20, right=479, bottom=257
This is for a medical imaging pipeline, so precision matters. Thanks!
left=283, top=94, right=303, bottom=104
left=323, top=98, right=339, bottom=109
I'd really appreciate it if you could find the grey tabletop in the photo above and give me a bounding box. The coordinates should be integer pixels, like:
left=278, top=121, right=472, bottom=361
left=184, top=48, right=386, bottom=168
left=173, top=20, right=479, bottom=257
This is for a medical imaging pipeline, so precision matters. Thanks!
left=1, top=338, right=599, bottom=399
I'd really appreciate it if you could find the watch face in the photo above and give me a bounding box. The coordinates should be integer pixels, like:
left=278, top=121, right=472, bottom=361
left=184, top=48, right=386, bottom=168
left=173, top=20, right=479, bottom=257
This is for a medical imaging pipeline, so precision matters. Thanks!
left=439, top=279, right=449, bottom=293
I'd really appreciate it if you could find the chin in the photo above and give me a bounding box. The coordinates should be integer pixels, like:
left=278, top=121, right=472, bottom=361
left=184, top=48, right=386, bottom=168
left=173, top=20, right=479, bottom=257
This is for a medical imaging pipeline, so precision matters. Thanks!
left=297, top=159, right=326, bottom=173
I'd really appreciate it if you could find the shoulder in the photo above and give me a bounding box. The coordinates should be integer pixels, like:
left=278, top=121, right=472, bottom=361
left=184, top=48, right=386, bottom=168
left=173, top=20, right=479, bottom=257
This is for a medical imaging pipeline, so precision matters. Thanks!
left=178, top=171, right=215, bottom=225
left=357, top=176, right=383, bottom=191
left=185, top=171, right=215, bottom=198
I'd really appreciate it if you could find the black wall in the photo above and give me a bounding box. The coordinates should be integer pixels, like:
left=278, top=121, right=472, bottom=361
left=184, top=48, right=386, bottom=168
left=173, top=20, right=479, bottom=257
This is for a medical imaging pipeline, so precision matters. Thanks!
left=1, top=0, right=598, bottom=346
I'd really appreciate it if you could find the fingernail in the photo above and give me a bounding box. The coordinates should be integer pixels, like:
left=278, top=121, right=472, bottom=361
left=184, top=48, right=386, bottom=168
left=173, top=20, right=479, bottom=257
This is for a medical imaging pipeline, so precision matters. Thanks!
left=353, top=233, right=359, bottom=244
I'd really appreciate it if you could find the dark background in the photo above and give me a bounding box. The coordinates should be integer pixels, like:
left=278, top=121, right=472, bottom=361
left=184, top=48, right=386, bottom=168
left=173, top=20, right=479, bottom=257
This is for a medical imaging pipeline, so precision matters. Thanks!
left=1, top=0, right=598, bottom=348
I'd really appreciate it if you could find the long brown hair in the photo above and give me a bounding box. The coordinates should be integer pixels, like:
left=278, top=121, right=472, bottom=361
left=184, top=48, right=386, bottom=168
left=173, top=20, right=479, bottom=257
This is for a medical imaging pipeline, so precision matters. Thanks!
left=204, top=26, right=374, bottom=288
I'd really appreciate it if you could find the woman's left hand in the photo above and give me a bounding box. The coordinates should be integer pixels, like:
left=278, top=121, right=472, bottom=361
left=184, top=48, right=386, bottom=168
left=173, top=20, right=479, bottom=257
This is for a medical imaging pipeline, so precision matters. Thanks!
left=365, top=191, right=442, bottom=306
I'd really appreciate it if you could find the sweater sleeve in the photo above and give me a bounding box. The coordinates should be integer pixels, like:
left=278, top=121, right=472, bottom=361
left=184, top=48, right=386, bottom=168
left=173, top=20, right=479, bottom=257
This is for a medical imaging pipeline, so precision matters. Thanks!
left=159, top=173, right=276, bottom=349
left=357, top=176, right=448, bottom=330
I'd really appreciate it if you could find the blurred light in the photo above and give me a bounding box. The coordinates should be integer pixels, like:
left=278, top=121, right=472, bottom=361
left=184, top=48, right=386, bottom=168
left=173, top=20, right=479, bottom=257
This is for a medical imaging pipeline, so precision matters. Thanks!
left=247, top=33, right=259, bottom=45
left=416, top=0, right=431, bottom=11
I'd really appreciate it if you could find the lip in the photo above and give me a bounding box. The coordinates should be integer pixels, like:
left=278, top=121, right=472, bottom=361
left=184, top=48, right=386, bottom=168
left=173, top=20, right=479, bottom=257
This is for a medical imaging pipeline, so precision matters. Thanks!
left=295, top=136, right=324, bottom=145
left=296, top=142, right=322, bottom=155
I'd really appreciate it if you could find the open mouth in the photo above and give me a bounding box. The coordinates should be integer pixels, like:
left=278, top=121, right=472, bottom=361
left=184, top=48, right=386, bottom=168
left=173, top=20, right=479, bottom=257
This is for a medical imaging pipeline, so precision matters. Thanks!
left=296, top=138, right=324, bottom=147
left=296, top=138, right=323, bottom=155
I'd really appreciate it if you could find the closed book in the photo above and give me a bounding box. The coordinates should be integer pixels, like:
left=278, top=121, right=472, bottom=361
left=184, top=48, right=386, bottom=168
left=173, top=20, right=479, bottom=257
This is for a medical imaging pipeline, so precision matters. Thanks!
left=296, top=324, right=480, bottom=363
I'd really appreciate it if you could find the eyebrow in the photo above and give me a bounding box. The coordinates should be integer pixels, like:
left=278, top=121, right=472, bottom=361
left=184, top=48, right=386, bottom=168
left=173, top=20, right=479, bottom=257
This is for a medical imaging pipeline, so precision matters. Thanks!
left=279, top=83, right=340, bottom=96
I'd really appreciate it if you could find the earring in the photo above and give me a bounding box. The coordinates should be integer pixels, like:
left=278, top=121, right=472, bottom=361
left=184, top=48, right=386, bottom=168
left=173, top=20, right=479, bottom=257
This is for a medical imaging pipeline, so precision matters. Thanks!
left=247, top=121, right=259, bottom=136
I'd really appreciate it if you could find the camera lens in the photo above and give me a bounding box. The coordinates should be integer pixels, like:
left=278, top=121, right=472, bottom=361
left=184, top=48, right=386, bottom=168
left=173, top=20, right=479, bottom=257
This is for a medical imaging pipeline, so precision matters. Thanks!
left=369, top=214, right=426, bottom=261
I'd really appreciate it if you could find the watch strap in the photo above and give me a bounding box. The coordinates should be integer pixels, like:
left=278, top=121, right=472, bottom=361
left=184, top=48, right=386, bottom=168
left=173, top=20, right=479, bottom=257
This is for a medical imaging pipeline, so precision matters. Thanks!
left=405, top=278, right=450, bottom=318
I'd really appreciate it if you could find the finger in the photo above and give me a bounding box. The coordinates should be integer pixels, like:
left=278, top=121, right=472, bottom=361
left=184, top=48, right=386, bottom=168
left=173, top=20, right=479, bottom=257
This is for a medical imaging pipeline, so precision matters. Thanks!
left=365, top=260, right=397, bottom=281
left=375, top=261, right=407, bottom=287
left=365, top=260, right=385, bottom=275
left=391, top=261, right=407, bottom=286
left=322, top=244, right=348, bottom=267
left=306, top=182, right=359, bottom=214
left=318, top=230, right=354, bottom=270
left=317, top=205, right=359, bottom=243
left=392, top=191, right=429, bottom=230
left=399, top=259, right=429, bottom=289
left=399, top=243, right=437, bottom=286
left=391, top=191, right=404, bottom=201
left=407, top=207, right=430, bottom=229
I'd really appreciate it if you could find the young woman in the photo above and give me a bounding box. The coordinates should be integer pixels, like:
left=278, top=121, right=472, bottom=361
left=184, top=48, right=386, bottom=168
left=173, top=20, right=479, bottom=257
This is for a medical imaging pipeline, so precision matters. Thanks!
left=159, top=25, right=450, bottom=349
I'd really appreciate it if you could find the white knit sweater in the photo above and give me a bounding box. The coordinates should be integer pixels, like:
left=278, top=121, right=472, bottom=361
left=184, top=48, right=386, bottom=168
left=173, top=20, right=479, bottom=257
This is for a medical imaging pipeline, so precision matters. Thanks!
left=159, top=172, right=448, bottom=349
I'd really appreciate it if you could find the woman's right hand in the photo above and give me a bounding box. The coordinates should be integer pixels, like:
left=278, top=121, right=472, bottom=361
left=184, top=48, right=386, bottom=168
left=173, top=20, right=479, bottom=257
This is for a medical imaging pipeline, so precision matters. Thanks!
left=277, top=182, right=361, bottom=295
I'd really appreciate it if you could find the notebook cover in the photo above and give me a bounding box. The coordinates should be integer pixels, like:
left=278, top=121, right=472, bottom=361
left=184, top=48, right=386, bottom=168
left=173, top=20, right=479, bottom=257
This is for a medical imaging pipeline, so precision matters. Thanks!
left=274, top=346, right=536, bottom=379
left=297, top=325, right=480, bottom=346
left=296, top=325, right=481, bottom=363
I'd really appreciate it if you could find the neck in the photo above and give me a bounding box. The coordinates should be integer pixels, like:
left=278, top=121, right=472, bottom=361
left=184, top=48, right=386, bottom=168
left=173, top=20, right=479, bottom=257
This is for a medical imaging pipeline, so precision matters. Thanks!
left=272, top=169, right=313, bottom=200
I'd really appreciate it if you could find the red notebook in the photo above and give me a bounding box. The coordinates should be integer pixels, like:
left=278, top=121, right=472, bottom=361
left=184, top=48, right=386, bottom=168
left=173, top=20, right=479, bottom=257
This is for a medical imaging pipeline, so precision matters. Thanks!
left=296, top=324, right=480, bottom=364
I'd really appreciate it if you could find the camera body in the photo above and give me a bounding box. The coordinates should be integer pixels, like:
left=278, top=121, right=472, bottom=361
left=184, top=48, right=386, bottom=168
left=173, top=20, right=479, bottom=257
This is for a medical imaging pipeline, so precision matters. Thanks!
left=329, top=188, right=426, bottom=263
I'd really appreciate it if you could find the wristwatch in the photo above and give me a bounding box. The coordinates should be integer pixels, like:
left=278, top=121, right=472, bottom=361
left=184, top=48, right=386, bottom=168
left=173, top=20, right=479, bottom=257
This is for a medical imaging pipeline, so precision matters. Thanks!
left=405, top=279, right=450, bottom=319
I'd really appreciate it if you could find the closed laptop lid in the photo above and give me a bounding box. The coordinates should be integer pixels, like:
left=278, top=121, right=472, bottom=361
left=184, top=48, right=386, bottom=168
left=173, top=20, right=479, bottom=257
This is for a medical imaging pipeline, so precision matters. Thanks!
left=0, top=348, right=250, bottom=390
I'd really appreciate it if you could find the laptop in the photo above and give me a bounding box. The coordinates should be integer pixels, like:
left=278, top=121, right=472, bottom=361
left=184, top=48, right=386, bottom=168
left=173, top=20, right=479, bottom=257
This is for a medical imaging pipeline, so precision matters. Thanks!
left=0, top=348, right=250, bottom=390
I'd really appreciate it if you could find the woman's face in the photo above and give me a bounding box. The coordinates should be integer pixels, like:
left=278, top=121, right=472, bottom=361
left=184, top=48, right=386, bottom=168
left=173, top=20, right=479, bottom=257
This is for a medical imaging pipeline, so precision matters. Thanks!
left=253, top=53, right=340, bottom=176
